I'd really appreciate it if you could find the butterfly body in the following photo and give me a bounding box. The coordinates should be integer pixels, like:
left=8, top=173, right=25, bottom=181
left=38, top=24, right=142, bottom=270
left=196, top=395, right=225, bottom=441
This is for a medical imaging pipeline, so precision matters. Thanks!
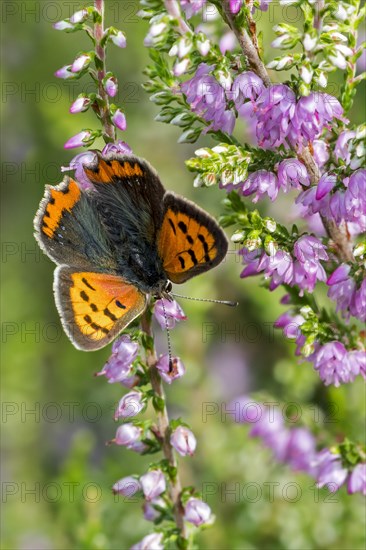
left=34, top=154, right=228, bottom=350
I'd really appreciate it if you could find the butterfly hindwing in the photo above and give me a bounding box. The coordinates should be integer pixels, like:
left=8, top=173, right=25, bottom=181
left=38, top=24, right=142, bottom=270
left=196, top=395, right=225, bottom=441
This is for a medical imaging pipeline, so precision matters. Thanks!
left=158, top=192, right=228, bottom=284
left=54, top=266, right=147, bottom=351
left=34, top=177, right=116, bottom=271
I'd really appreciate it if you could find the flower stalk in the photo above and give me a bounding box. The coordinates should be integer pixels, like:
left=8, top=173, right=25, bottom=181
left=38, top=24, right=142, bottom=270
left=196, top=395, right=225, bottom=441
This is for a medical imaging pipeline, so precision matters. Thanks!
left=94, top=0, right=116, bottom=143
left=140, top=309, right=187, bottom=541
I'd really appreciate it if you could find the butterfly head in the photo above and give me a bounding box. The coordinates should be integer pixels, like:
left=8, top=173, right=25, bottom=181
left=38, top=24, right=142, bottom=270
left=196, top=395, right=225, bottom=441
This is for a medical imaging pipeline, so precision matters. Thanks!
left=153, top=279, right=173, bottom=302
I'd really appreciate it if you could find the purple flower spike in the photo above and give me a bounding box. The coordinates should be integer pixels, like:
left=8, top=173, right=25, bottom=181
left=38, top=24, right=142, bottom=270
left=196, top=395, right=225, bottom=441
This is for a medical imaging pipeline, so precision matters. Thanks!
left=181, top=63, right=235, bottom=133
left=316, top=173, right=337, bottom=200
left=277, top=159, right=310, bottom=192
left=111, top=30, right=127, bottom=48
left=64, top=130, right=92, bottom=149
left=105, top=76, right=118, bottom=97
left=255, top=84, right=296, bottom=149
left=154, top=299, right=187, bottom=330
left=140, top=470, right=166, bottom=501
left=71, top=54, right=90, bottom=73
left=156, top=355, right=185, bottom=384
left=112, top=109, right=127, bottom=131
left=114, top=423, right=142, bottom=447
left=294, top=235, right=328, bottom=265
left=170, top=426, right=197, bottom=456
left=184, top=498, right=212, bottom=526
left=69, top=96, right=90, bottom=114
left=112, top=476, right=141, bottom=496
left=114, top=391, right=144, bottom=420
left=348, top=463, right=366, bottom=495
left=131, top=533, right=164, bottom=550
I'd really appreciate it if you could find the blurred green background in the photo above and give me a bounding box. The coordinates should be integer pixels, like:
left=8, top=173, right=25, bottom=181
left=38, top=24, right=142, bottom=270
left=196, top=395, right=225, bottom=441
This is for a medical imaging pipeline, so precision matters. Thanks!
left=1, top=1, right=365, bottom=549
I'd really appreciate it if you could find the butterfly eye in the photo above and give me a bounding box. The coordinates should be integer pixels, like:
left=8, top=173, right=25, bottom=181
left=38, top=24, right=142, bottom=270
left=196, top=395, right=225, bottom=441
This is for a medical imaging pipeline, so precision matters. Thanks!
left=165, top=281, right=172, bottom=293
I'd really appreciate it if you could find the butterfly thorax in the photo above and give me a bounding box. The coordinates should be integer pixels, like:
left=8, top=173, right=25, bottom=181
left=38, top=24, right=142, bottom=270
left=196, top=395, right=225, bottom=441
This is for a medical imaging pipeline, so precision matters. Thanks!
left=116, top=240, right=168, bottom=295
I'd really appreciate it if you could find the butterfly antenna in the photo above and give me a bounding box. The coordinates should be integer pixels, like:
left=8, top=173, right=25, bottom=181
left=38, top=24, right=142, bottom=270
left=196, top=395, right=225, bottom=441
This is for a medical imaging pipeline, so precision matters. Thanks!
left=171, top=293, right=238, bottom=307
left=161, top=299, right=174, bottom=373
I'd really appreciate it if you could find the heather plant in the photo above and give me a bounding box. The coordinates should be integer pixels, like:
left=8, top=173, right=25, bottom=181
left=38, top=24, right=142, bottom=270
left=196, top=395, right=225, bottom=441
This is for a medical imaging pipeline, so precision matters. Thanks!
left=48, top=0, right=365, bottom=548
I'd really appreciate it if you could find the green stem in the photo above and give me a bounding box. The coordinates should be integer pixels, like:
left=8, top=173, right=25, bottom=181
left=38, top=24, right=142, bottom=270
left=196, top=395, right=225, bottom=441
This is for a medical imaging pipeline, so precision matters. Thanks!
left=140, top=310, right=187, bottom=542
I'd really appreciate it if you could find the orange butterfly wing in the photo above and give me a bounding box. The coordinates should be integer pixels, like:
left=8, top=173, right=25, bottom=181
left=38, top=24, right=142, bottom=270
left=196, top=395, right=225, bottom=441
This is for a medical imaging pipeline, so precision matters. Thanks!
left=55, top=267, right=147, bottom=351
left=158, top=192, right=228, bottom=284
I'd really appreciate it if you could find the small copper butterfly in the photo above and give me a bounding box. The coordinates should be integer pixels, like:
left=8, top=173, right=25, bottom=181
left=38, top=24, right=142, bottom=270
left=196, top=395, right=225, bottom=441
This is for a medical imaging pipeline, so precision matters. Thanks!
left=34, top=153, right=228, bottom=350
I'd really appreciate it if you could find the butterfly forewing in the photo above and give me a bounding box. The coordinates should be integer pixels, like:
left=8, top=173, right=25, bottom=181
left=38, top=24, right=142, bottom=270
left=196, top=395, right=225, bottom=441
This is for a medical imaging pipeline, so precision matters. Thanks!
left=158, top=192, right=228, bottom=284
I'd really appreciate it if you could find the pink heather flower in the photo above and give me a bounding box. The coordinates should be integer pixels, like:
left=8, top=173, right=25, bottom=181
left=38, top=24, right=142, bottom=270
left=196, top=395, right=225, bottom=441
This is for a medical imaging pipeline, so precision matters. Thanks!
left=70, top=9, right=88, bottom=23
left=275, top=311, right=304, bottom=339
left=114, top=423, right=142, bottom=447
left=229, top=0, right=243, bottom=15
left=294, top=235, right=328, bottom=265
left=219, top=31, right=236, bottom=54
left=105, top=76, right=118, bottom=97
left=242, top=170, right=279, bottom=202
left=180, top=0, right=206, bottom=19
left=288, top=93, right=345, bottom=149
left=255, top=84, right=296, bottom=149
left=344, top=169, right=366, bottom=224
left=262, top=249, right=294, bottom=289
left=348, top=464, right=366, bottom=495
left=316, top=173, right=337, bottom=200
left=285, top=428, right=317, bottom=473
left=347, top=351, right=366, bottom=380
left=327, top=264, right=356, bottom=317
left=114, top=391, right=144, bottom=420
left=53, top=21, right=74, bottom=31
left=277, top=159, right=310, bottom=192
left=232, top=72, right=264, bottom=110
left=154, top=299, right=187, bottom=330
left=173, top=58, right=190, bottom=77
left=64, top=130, right=92, bottom=149
left=170, top=426, right=197, bottom=456
left=184, top=498, right=212, bottom=526
left=140, top=470, right=166, bottom=501
left=228, top=396, right=266, bottom=424
left=350, top=278, right=366, bottom=322
left=111, top=30, right=126, bottom=48
left=143, top=498, right=166, bottom=521
left=69, top=96, right=90, bottom=114
left=98, top=335, right=139, bottom=384
left=335, top=130, right=356, bottom=165
left=55, top=65, right=74, bottom=79
left=102, top=140, right=132, bottom=156
left=130, top=533, right=164, bottom=550
left=156, top=355, right=185, bottom=384
left=313, top=342, right=358, bottom=386
left=61, top=150, right=97, bottom=190
left=112, top=476, right=141, bottom=496
left=313, top=140, right=329, bottom=168
left=181, top=63, right=235, bottom=134
left=315, top=449, right=348, bottom=492
left=112, top=109, right=127, bottom=131
left=71, top=54, right=90, bottom=73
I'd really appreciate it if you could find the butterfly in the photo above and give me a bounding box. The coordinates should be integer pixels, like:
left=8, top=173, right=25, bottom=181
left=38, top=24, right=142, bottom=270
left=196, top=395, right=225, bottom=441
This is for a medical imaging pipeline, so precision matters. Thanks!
left=34, top=153, right=228, bottom=351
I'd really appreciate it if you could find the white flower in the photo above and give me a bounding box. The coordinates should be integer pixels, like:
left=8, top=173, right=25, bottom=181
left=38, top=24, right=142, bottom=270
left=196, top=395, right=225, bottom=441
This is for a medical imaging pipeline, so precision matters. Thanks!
left=303, top=34, right=317, bottom=51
